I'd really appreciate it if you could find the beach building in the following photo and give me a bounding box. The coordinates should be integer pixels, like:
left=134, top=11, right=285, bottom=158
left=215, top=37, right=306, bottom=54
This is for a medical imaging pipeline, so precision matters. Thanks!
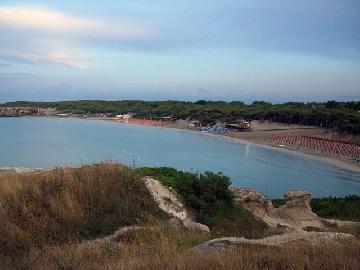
left=189, top=120, right=201, bottom=127
left=115, top=114, right=132, bottom=119
left=225, top=121, right=251, bottom=132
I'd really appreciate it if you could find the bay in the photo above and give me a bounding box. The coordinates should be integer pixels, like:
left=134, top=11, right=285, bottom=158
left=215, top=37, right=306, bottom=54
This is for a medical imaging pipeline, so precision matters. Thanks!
left=1, top=117, right=359, bottom=198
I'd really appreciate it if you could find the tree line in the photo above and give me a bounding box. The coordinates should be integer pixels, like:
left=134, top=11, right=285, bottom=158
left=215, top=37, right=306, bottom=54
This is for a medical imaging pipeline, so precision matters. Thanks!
left=1, top=100, right=359, bottom=134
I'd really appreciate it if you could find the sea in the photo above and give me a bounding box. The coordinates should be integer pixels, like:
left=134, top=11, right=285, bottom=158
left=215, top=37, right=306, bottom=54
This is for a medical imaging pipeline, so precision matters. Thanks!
left=1, top=117, right=359, bottom=198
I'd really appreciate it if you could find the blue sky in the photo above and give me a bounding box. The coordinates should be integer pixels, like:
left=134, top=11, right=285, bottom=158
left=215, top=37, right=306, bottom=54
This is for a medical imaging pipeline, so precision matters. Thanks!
left=0, top=0, right=359, bottom=102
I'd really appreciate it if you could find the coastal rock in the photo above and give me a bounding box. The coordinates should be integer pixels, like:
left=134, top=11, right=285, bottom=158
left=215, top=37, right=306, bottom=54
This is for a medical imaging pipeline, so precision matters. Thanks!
left=230, top=187, right=273, bottom=210
left=144, top=176, right=210, bottom=233
left=230, top=187, right=360, bottom=231
left=191, top=232, right=356, bottom=253
left=0, top=107, right=38, bottom=117
left=94, top=226, right=143, bottom=245
left=230, top=187, right=284, bottom=229
left=284, top=190, right=311, bottom=208
left=0, top=167, right=46, bottom=177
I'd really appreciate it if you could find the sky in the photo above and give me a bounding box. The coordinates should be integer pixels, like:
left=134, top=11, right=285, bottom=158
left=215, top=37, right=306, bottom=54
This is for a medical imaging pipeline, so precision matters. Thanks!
left=0, top=0, right=359, bottom=103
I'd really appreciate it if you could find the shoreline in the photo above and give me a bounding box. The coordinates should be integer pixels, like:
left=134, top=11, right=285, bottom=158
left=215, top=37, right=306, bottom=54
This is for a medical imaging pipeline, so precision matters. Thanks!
left=81, top=116, right=360, bottom=173
left=107, top=119, right=360, bottom=173
left=156, top=124, right=360, bottom=173
left=198, top=131, right=360, bottom=173
left=2, top=115, right=360, bottom=173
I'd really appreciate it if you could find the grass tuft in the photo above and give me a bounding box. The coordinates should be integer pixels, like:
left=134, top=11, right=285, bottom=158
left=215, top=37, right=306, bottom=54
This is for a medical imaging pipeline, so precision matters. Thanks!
left=0, top=163, right=161, bottom=258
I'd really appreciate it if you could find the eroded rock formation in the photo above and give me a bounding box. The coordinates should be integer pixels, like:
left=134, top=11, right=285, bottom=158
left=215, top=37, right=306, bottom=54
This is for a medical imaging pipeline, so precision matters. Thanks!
left=93, top=226, right=143, bottom=245
left=191, top=232, right=356, bottom=253
left=144, top=177, right=210, bottom=233
left=230, top=187, right=359, bottom=231
left=0, top=107, right=38, bottom=117
left=0, top=107, right=57, bottom=117
left=0, top=167, right=46, bottom=177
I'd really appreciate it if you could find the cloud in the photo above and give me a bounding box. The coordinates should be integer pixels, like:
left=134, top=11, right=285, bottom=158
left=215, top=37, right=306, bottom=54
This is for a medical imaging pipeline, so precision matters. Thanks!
left=0, top=72, right=36, bottom=78
left=0, top=6, right=151, bottom=39
left=0, top=49, right=88, bottom=69
left=0, top=6, right=154, bottom=69
left=0, top=62, right=10, bottom=68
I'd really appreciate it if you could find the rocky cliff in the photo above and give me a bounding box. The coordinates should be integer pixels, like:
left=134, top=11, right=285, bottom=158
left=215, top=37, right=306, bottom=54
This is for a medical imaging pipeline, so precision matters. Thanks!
left=0, top=107, right=38, bottom=117
left=230, top=187, right=359, bottom=231
left=0, top=107, right=57, bottom=117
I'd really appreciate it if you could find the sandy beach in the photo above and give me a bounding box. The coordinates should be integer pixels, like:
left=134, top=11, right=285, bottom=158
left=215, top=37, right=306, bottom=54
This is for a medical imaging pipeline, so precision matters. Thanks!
left=159, top=120, right=360, bottom=172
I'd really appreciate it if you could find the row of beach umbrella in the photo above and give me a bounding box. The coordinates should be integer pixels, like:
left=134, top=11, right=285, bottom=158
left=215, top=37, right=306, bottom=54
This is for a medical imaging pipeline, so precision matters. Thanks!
left=270, top=135, right=360, bottom=159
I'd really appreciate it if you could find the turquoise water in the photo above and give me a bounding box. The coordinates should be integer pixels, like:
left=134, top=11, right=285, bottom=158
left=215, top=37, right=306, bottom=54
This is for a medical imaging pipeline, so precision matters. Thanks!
left=1, top=117, right=359, bottom=198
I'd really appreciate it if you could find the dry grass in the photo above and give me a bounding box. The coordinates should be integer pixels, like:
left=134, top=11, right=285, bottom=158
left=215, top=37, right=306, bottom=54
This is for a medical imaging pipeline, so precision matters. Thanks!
left=1, top=226, right=359, bottom=270
left=0, top=164, right=162, bottom=259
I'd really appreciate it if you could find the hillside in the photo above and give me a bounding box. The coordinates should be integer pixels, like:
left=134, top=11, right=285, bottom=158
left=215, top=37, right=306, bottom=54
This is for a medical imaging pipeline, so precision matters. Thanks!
left=0, top=164, right=359, bottom=269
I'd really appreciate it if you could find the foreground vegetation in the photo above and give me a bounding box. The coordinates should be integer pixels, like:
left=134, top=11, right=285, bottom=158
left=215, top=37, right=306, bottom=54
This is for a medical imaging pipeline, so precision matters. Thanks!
left=136, top=167, right=268, bottom=238
left=272, top=195, right=360, bottom=222
left=0, top=164, right=162, bottom=259
left=2, top=100, right=360, bottom=134
left=2, top=226, right=360, bottom=270
left=0, top=163, right=359, bottom=269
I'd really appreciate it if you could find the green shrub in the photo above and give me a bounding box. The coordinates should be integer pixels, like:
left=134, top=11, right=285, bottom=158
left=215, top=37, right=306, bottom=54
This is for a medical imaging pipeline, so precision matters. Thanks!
left=210, top=203, right=268, bottom=238
left=135, top=167, right=265, bottom=234
left=272, top=199, right=286, bottom=208
left=310, top=195, right=360, bottom=221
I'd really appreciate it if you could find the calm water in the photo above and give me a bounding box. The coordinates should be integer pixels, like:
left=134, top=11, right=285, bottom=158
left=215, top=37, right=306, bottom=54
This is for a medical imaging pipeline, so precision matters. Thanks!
left=1, top=117, right=359, bottom=198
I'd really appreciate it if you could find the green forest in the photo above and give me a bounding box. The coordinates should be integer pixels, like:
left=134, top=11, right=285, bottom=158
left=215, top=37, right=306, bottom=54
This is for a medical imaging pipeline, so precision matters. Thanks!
left=1, top=100, right=360, bottom=134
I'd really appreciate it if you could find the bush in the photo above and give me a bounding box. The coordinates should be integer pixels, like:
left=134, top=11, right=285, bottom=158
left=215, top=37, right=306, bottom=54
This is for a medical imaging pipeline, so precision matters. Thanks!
left=310, top=195, right=360, bottom=221
left=272, top=199, right=286, bottom=208
left=210, top=203, right=268, bottom=238
left=136, top=167, right=233, bottom=225
left=135, top=167, right=265, bottom=234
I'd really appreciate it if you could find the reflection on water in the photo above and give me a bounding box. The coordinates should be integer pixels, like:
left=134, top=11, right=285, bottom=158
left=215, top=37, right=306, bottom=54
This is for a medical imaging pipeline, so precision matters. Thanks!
left=0, top=117, right=359, bottom=198
left=244, top=144, right=250, bottom=158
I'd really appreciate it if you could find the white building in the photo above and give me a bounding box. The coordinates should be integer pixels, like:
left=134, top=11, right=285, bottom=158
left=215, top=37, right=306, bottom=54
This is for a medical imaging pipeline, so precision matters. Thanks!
left=115, top=114, right=132, bottom=119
